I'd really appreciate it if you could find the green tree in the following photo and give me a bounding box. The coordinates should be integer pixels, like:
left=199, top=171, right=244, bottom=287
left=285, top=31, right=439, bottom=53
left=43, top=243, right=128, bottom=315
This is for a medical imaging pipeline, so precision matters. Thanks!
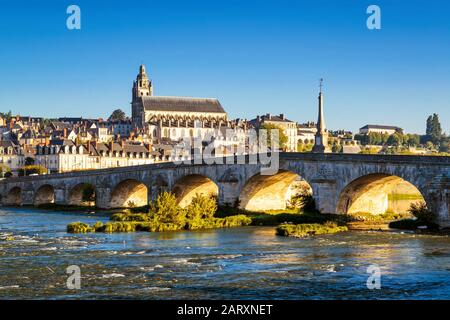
left=331, top=140, right=342, bottom=153
left=405, top=134, right=420, bottom=147
left=108, top=109, right=126, bottom=121
left=439, top=137, right=450, bottom=153
left=186, top=194, right=217, bottom=220
left=150, top=192, right=186, bottom=225
left=0, top=164, right=11, bottom=178
left=259, top=123, right=288, bottom=151
left=425, top=113, right=443, bottom=144
left=18, top=165, right=47, bottom=176
left=387, top=133, right=402, bottom=147
left=0, top=110, right=13, bottom=123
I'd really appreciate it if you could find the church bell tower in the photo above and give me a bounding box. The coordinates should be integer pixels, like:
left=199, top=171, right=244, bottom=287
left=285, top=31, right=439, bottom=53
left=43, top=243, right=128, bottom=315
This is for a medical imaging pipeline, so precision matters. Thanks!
left=132, top=64, right=153, bottom=128
left=132, top=64, right=153, bottom=101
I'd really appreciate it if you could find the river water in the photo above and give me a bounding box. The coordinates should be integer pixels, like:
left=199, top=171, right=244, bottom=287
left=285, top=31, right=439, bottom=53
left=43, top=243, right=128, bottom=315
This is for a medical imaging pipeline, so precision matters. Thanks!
left=0, top=207, right=450, bottom=299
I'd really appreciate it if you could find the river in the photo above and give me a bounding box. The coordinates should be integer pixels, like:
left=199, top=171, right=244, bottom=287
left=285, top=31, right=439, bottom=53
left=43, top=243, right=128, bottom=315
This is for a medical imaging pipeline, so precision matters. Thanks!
left=0, top=207, right=449, bottom=299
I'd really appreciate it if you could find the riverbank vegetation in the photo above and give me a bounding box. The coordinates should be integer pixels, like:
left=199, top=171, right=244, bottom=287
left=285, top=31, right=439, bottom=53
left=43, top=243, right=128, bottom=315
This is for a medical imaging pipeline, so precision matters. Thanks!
left=65, top=192, right=442, bottom=236
left=67, top=192, right=251, bottom=233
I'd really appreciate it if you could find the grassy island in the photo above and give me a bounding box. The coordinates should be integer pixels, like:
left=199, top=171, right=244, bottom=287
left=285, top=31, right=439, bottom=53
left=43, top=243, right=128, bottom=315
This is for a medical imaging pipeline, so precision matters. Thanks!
left=276, top=222, right=348, bottom=237
left=67, top=192, right=251, bottom=233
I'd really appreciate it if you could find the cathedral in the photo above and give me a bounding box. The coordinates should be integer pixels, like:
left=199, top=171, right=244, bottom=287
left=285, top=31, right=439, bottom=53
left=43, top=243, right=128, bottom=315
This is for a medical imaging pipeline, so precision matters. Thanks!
left=131, top=65, right=234, bottom=143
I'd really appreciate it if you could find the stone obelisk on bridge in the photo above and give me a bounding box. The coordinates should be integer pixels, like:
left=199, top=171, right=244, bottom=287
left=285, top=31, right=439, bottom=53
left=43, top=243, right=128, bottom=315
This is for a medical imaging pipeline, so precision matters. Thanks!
left=312, top=78, right=331, bottom=153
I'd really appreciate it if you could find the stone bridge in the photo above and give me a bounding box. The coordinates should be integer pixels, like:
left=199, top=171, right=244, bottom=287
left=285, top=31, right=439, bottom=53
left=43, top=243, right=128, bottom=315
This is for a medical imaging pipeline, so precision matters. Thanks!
left=1, top=153, right=449, bottom=226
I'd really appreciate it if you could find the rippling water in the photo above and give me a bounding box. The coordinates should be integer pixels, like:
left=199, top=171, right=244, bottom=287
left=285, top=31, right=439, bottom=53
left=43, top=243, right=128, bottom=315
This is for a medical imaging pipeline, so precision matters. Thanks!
left=1, top=207, right=450, bottom=299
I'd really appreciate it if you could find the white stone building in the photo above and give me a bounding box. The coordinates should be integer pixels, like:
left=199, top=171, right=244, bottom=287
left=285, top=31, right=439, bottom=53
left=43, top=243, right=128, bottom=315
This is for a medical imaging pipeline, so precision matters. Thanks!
left=248, top=114, right=298, bottom=152
left=0, top=141, right=25, bottom=175
left=359, top=125, right=402, bottom=135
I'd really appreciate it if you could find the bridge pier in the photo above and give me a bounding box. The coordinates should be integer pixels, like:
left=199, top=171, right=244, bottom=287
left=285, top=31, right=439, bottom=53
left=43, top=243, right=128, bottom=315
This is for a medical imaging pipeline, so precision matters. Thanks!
left=22, top=189, right=34, bottom=206
left=218, top=182, right=240, bottom=207
left=428, top=190, right=450, bottom=228
left=310, top=181, right=338, bottom=214
left=54, top=189, right=65, bottom=205
left=95, top=187, right=112, bottom=209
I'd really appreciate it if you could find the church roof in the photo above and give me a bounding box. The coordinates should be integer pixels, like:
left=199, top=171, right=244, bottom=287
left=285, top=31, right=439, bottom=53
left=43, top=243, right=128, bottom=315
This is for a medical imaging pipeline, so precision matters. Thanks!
left=140, top=96, right=226, bottom=114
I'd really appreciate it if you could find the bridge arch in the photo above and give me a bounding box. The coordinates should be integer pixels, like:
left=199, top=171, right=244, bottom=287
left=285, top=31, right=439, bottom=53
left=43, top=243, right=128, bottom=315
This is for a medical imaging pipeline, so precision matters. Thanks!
left=34, top=184, right=55, bottom=206
left=68, top=183, right=96, bottom=206
left=5, top=187, right=22, bottom=205
left=239, top=170, right=313, bottom=211
left=336, top=173, right=426, bottom=215
left=110, top=179, right=148, bottom=208
left=172, top=174, right=219, bottom=208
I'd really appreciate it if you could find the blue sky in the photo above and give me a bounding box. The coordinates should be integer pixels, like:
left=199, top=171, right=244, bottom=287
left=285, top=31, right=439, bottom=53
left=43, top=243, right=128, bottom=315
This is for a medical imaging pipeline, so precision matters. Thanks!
left=0, top=0, right=449, bottom=134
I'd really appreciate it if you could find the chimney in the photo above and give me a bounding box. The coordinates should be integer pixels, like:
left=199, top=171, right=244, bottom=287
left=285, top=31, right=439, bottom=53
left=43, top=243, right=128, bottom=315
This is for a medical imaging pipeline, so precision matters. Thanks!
left=110, top=141, right=114, bottom=153
left=266, top=113, right=271, bottom=119
left=279, top=114, right=284, bottom=120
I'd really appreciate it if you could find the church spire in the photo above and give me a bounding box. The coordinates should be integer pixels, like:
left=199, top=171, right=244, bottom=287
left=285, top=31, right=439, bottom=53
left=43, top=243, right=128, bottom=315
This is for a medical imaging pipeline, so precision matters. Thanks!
left=312, top=78, right=331, bottom=153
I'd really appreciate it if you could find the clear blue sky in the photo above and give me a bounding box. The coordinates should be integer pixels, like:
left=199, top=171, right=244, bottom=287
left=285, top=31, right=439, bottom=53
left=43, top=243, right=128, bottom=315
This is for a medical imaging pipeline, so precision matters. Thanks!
left=0, top=0, right=449, bottom=134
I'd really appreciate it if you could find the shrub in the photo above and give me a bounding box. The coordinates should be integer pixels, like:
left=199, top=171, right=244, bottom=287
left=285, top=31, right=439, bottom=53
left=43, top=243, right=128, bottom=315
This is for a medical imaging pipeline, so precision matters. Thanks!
left=110, top=212, right=151, bottom=222
left=67, top=222, right=93, bottom=233
left=408, top=201, right=434, bottom=224
left=185, top=194, right=217, bottom=220
left=18, top=165, right=47, bottom=176
left=150, top=192, right=186, bottom=225
left=185, top=215, right=251, bottom=230
left=298, top=194, right=317, bottom=213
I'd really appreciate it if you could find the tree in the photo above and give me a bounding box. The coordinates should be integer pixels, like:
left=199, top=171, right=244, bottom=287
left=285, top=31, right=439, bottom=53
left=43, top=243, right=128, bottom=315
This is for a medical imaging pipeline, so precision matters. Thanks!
left=108, top=109, right=126, bottom=121
left=405, top=134, right=420, bottom=147
left=426, top=115, right=433, bottom=136
left=259, top=123, right=288, bottom=151
left=150, top=192, right=186, bottom=225
left=0, top=164, right=11, bottom=178
left=387, top=133, right=402, bottom=147
left=425, top=113, right=443, bottom=144
left=439, top=137, right=450, bottom=153
left=18, top=165, right=47, bottom=176
left=0, top=110, right=13, bottom=123
left=331, top=143, right=342, bottom=153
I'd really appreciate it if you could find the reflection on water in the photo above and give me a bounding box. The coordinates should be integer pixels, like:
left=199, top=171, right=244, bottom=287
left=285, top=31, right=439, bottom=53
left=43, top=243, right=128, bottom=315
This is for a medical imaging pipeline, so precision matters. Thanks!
left=1, top=207, right=450, bottom=299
